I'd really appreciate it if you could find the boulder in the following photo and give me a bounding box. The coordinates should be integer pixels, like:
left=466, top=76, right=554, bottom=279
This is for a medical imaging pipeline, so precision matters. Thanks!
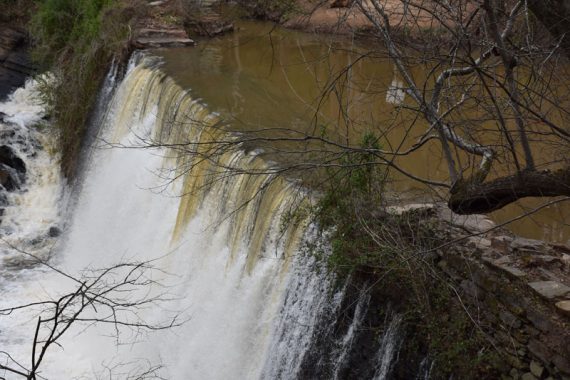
left=491, top=235, right=513, bottom=253
left=530, top=360, right=544, bottom=378
left=0, top=145, right=25, bottom=191
left=466, top=236, right=492, bottom=250
left=0, top=167, right=13, bottom=189
left=562, top=254, right=570, bottom=268
left=550, top=243, right=570, bottom=254
left=528, top=281, right=570, bottom=299
left=555, top=300, right=570, bottom=317
left=438, top=207, right=495, bottom=233
left=0, top=145, right=25, bottom=173
left=521, top=373, right=537, bottom=380
left=48, top=226, right=61, bottom=238
left=511, top=237, right=547, bottom=253
left=134, top=28, right=195, bottom=49
left=0, top=192, right=6, bottom=220
left=387, top=202, right=435, bottom=215
left=134, top=37, right=195, bottom=49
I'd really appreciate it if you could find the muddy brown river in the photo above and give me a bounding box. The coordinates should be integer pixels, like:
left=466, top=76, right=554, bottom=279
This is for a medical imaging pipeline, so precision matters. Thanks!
left=156, top=20, right=570, bottom=243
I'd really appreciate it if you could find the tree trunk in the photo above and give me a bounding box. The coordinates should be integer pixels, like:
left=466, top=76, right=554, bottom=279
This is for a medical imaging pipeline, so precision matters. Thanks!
left=448, top=168, right=570, bottom=214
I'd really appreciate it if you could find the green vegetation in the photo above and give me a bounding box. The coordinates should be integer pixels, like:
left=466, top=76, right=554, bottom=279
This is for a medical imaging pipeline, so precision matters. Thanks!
left=314, top=132, right=387, bottom=272
left=30, top=0, right=145, bottom=177
left=305, top=133, right=504, bottom=378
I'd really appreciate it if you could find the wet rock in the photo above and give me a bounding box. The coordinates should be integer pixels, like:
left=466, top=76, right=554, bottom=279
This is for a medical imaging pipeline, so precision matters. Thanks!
left=134, top=28, right=194, bottom=49
left=528, top=281, right=570, bottom=299
left=521, top=372, right=537, bottom=380
left=562, top=254, right=570, bottom=268
left=0, top=145, right=26, bottom=191
left=492, top=235, right=513, bottom=253
left=501, top=266, right=527, bottom=279
left=29, top=235, right=44, bottom=246
left=533, top=255, right=560, bottom=265
left=551, top=243, right=570, bottom=254
left=530, top=361, right=544, bottom=378
left=387, top=202, right=435, bottom=215
left=48, top=226, right=61, bottom=238
left=438, top=207, right=495, bottom=233
left=0, top=145, right=25, bottom=173
left=555, top=300, right=570, bottom=317
left=483, top=257, right=526, bottom=279
left=0, top=25, right=33, bottom=100
left=0, top=166, right=19, bottom=191
left=495, top=255, right=514, bottom=265
left=135, top=36, right=195, bottom=48
left=538, top=268, right=562, bottom=282
left=467, top=236, right=492, bottom=250
left=511, top=237, right=547, bottom=254
left=0, top=129, right=15, bottom=140
left=0, top=168, right=9, bottom=186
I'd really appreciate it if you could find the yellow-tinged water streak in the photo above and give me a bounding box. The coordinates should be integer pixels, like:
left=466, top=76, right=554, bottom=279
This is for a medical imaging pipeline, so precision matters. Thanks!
left=111, top=59, right=309, bottom=272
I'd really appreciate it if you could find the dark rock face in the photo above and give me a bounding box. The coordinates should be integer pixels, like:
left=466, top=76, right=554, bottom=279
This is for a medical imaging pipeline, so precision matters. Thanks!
left=47, top=226, right=61, bottom=238
left=0, top=145, right=26, bottom=191
left=296, top=277, right=419, bottom=380
left=0, top=24, right=33, bottom=100
left=0, top=145, right=26, bottom=173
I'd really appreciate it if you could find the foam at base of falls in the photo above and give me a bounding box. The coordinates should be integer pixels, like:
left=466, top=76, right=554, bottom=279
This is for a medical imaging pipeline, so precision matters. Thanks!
left=0, top=78, right=65, bottom=275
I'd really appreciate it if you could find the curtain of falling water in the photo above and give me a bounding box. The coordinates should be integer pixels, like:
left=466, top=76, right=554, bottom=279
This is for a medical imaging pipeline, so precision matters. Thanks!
left=0, top=55, right=403, bottom=380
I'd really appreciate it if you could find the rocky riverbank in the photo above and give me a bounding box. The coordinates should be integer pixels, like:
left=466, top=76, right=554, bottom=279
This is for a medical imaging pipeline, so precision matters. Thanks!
left=394, top=204, right=570, bottom=379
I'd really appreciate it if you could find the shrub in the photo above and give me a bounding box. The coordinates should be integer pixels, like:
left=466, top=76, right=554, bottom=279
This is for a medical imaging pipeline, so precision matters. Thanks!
left=30, top=0, right=146, bottom=177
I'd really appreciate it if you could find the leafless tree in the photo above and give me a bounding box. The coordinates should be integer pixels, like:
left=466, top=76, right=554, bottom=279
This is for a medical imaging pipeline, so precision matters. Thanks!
left=135, top=0, right=569, bottom=222
left=350, top=0, right=570, bottom=214
left=0, top=248, right=182, bottom=380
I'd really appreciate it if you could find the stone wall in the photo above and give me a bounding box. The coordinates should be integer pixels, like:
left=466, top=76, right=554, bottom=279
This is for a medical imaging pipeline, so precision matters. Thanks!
left=437, top=225, right=570, bottom=380
left=294, top=204, right=570, bottom=379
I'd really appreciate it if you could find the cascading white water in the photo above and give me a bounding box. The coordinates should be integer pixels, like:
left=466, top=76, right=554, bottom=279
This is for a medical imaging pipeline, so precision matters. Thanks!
left=372, top=315, right=402, bottom=380
left=0, top=78, right=65, bottom=278
left=0, top=55, right=407, bottom=380
left=0, top=56, right=342, bottom=379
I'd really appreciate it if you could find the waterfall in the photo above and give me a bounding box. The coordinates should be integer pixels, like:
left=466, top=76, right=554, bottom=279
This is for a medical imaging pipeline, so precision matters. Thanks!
left=0, top=77, right=65, bottom=275
left=0, top=55, right=405, bottom=379
left=372, top=315, right=402, bottom=380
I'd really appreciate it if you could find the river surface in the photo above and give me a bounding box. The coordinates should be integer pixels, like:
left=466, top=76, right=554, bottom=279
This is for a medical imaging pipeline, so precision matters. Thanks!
left=157, top=20, right=570, bottom=243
